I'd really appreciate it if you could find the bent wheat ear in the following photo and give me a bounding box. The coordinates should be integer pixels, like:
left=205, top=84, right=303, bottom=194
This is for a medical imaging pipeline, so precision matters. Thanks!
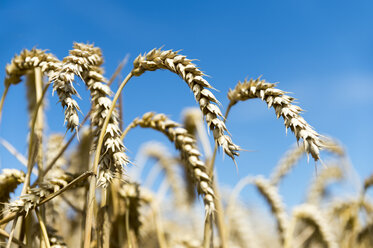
left=5, top=48, right=61, bottom=86
left=6, top=171, right=74, bottom=215
left=60, top=43, right=129, bottom=187
left=0, top=169, right=25, bottom=203
left=252, top=176, right=288, bottom=245
left=228, top=78, right=324, bottom=161
left=132, top=49, right=240, bottom=160
left=126, top=112, right=215, bottom=216
left=287, top=204, right=338, bottom=248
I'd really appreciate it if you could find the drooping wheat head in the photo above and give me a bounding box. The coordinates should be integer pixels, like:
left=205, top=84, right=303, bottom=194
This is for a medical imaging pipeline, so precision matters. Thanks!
left=228, top=77, right=324, bottom=161
left=125, top=112, right=215, bottom=216
left=131, top=48, right=240, bottom=160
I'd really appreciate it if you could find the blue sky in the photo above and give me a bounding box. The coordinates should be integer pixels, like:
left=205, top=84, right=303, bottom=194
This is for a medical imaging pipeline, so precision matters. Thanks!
left=0, top=0, right=372, bottom=207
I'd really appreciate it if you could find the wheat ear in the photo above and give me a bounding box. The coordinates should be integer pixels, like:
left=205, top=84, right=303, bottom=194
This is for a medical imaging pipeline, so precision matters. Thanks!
left=5, top=172, right=74, bottom=216
left=124, top=112, right=215, bottom=216
left=285, top=204, right=337, bottom=248
left=0, top=169, right=25, bottom=204
left=252, top=176, right=288, bottom=245
left=66, top=43, right=129, bottom=187
left=132, top=48, right=240, bottom=160
left=228, top=77, right=324, bottom=161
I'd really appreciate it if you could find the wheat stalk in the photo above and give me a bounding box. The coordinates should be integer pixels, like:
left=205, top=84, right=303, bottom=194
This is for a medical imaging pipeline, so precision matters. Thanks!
left=228, top=77, right=324, bottom=161
left=131, top=48, right=240, bottom=160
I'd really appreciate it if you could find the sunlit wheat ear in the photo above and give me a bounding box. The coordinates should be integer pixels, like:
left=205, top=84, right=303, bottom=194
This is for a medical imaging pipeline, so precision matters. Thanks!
left=142, top=143, right=189, bottom=207
left=132, top=48, right=240, bottom=160
left=287, top=204, right=338, bottom=248
left=5, top=48, right=61, bottom=86
left=0, top=169, right=25, bottom=203
left=306, top=166, right=343, bottom=205
left=126, top=112, right=215, bottom=216
left=228, top=77, right=325, bottom=161
left=253, top=176, right=288, bottom=245
left=61, top=42, right=129, bottom=187
left=5, top=172, right=74, bottom=216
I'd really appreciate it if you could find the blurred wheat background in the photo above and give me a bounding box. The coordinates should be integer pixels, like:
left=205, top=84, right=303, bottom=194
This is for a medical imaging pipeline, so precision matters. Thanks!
left=0, top=1, right=372, bottom=247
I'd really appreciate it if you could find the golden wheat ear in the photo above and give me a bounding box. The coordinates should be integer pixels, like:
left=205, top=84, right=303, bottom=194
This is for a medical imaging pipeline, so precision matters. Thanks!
left=228, top=77, right=325, bottom=161
left=124, top=112, right=215, bottom=217
left=131, top=48, right=240, bottom=161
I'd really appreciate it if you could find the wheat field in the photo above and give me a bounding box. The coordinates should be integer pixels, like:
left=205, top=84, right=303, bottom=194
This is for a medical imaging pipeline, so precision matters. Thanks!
left=0, top=42, right=372, bottom=248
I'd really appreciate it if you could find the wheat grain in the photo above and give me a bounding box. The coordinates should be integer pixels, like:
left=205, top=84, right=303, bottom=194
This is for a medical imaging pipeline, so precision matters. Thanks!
left=228, top=77, right=324, bottom=161
left=132, top=48, right=240, bottom=160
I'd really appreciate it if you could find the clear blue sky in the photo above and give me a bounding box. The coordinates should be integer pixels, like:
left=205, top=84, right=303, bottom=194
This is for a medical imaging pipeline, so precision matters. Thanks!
left=0, top=0, right=372, bottom=207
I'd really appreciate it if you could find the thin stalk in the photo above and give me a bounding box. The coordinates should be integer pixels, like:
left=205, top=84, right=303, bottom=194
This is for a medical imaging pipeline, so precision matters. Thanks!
left=5, top=215, right=18, bottom=248
left=34, top=68, right=44, bottom=176
left=108, top=55, right=129, bottom=86
left=0, top=228, right=26, bottom=247
left=33, top=112, right=90, bottom=186
left=152, top=204, right=167, bottom=248
left=84, top=72, right=133, bottom=248
left=203, top=214, right=213, bottom=248
left=0, top=83, right=10, bottom=123
left=125, top=199, right=132, bottom=248
left=36, top=208, right=51, bottom=248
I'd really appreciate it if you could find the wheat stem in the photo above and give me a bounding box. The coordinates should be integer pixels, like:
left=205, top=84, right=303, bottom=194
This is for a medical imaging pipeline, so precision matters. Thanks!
left=0, top=83, right=10, bottom=123
left=36, top=208, right=51, bottom=248
left=84, top=71, right=133, bottom=248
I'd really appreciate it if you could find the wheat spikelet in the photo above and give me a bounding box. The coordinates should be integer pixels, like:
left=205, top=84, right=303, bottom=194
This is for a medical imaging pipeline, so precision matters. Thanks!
left=0, top=169, right=25, bottom=203
left=306, top=166, right=343, bottom=205
left=253, top=176, right=288, bottom=245
left=228, top=77, right=324, bottom=161
left=288, top=204, right=338, bottom=248
left=126, top=112, right=215, bottom=216
left=132, top=48, right=240, bottom=160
